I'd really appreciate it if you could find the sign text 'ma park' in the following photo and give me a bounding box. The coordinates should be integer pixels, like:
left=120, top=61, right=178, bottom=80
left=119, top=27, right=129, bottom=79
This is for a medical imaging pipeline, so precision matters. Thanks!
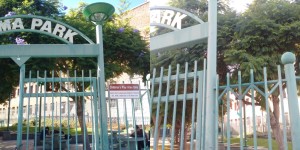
left=0, top=18, right=78, bottom=43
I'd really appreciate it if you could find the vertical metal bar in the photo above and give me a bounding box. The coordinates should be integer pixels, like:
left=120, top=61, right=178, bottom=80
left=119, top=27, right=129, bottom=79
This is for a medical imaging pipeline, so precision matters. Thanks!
left=277, top=66, right=288, bottom=150
left=149, top=68, right=156, bottom=144
left=59, top=71, right=63, bottom=150
left=138, top=81, right=147, bottom=149
left=82, top=70, right=87, bottom=150
left=34, top=71, right=40, bottom=150
left=96, top=24, right=109, bottom=150
left=50, top=70, right=55, bottom=150
left=263, top=67, right=272, bottom=150
left=201, top=59, right=207, bottom=150
left=226, top=73, right=231, bottom=150
left=42, top=71, right=47, bottom=150
left=281, top=52, right=300, bottom=150
left=190, top=61, right=198, bottom=150
left=250, top=70, right=257, bottom=149
left=26, top=71, right=32, bottom=150
left=132, top=98, right=138, bottom=150
left=17, top=64, right=26, bottom=150
left=171, top=64, right=180, bottom=150
left=238, top=71, right=244, bottom=150
left=206, top=0, right=218, bottom=148
left=179, top=62, right=188, bottom=150
left=116, top=90, right=121, bottom=150
left=107, top=83, right=113, bottom=150
left=215, top=74, right=219, bottom=150
left=74, top=71, right=78, bottom=150
left=7, top=93, right=11, bottom=131
left=161, top=65, right=172, bottom=150
left=195, top=70, right=203, bottom=150
left=121, top=82, right=129, bottom=148
left=67, top=70, right=71, bottom=150
left=153, top=67, right=164, bottom=149
left=92, top=78, right=100, bottom=150
left=123, top=98, right=129, bottom=148
left=89, top=70, right=94, bottom=150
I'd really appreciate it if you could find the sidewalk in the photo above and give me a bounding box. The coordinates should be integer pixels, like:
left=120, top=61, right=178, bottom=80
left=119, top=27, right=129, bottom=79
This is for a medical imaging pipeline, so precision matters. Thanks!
left=0, top=137, right=88, bottom=150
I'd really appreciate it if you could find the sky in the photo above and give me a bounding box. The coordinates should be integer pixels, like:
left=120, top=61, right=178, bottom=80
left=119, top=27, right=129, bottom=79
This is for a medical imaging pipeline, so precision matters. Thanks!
left=62, top=0, right=254, bottom=13
left=150, top=0, right=254, bottom=13
left=229, top=0, right=254, bottom=13
left=62, top=0, right=147, bottom=13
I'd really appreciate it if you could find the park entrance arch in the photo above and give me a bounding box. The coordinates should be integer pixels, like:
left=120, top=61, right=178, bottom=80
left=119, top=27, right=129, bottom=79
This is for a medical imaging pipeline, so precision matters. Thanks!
left=0, top=13, right=108, bottom=150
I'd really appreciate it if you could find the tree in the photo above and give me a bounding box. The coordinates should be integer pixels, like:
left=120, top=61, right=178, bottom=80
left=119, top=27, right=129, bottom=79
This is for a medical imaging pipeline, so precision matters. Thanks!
left=0, top=0, right=62, bottom=103
left=224, top=0, right=300, bottom=149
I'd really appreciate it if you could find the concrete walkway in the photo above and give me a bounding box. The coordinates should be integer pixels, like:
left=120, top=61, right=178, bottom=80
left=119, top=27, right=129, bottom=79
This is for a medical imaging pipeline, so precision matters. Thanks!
left=0, top=137, right=90, bottom=150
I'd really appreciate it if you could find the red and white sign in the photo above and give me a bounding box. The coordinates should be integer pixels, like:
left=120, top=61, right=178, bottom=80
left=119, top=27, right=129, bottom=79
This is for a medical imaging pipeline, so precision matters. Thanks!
left=109, top=84, right=140, bottom=99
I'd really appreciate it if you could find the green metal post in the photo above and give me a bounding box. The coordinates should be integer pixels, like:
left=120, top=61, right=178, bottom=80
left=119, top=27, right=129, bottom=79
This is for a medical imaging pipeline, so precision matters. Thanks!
left=205, top=0, right=218, bottom=149
left=243, top=101, right=247, bottom=147
left=281, top=52, right=300, bottom=150
left=96, top=24, right=109, bottom=150
left=7, top=93, right=11, bottom=131
left=38, top=85, right=42, bottom=132
left=17, top=64, right=26, bottom=149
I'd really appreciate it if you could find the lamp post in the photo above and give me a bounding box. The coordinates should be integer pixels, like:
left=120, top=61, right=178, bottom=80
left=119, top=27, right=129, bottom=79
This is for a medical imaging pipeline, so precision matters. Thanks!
left=83, top=3, right=114, bottom=150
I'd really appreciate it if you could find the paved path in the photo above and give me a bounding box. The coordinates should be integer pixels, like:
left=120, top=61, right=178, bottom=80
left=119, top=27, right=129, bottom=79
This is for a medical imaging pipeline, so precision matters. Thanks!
left=0, top=137, right=89, bottom=150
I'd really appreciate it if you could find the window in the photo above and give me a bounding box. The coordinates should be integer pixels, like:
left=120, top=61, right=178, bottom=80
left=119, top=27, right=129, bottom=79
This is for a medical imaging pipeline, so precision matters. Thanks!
left=44, top=104, right=47, bottom=112
left=23, top=106, right=27, bottom=114
left=51, top=103, right=54, bottom=111
left=29, top=86, right=33, bottom=93
left=29, top=105, right=32, bottom=115
left=110, top=99, right=117, bottom=108
left=12, top=107, right=15, bottom=114
left=35, top=104, right=38, bottom=114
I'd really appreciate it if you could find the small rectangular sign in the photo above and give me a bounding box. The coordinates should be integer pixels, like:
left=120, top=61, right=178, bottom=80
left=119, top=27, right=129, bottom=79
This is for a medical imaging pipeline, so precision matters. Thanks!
left=109, top=84, right=140, bottom=99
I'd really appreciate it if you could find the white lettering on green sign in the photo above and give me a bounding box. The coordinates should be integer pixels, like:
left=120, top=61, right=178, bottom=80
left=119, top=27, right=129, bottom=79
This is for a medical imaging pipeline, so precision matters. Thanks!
left=0, top=18, right=78, bottom=43
left=151, top=10, right=187, bottom=29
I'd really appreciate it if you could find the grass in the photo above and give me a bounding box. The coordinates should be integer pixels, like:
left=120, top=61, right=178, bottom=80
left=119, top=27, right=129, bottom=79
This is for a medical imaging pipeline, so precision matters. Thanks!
left=229, top=138, right=293, bottom=150
left=0, top=125, right=94, bottom=135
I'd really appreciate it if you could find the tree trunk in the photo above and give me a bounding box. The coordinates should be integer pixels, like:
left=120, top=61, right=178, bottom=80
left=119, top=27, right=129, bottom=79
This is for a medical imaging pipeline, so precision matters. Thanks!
left=183, top=126, right=189, bottom=150
left=76, top=97, right=91, bottom=150
left=174, top=121, right=181, bottom=144
left=269, top=95, right=284, bottom=150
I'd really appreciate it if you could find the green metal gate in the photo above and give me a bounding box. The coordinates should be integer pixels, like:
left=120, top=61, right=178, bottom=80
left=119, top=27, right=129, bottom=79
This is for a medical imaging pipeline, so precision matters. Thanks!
left=150, top=61, right=206, bottom=150
left=150, top=53, right=300, bottom=150
left=19, top=69, right=101, bottom=150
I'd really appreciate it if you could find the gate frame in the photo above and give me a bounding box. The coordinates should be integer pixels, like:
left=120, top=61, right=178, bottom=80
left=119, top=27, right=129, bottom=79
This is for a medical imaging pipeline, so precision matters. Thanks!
left=150, top=1, right=218, bottom=149
left=0, top=2, right=115, bottom=149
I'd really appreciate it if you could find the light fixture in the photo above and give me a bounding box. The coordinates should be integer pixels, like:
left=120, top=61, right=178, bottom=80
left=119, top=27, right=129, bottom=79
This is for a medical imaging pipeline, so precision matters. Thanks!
left=83, top=2, right=115, bottom=24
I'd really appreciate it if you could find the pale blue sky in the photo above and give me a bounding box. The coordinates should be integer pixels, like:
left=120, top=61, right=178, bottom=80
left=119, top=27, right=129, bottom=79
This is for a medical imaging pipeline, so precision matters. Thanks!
left=62, top=0, right=147, bottom=13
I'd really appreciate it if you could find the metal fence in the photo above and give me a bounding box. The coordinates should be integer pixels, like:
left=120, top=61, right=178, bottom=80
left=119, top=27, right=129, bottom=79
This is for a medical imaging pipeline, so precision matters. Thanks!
left=0, top=69, right=151, bottom=150
left=150, top=53, right=300, bottom=150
